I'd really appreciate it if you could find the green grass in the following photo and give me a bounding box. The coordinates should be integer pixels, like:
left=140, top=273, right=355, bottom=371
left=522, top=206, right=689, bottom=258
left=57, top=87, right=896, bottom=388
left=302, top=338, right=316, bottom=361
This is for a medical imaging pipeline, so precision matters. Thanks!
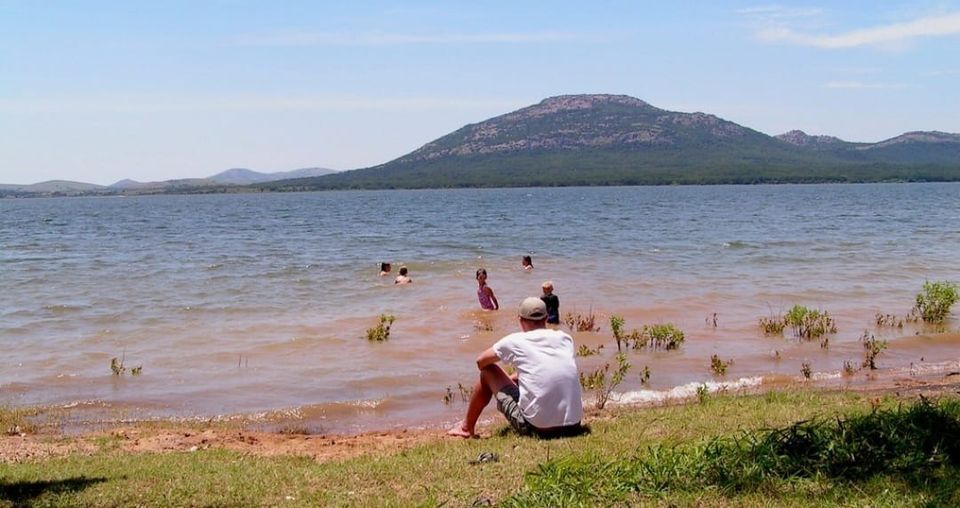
left=2, top=391, right=959, bottom=507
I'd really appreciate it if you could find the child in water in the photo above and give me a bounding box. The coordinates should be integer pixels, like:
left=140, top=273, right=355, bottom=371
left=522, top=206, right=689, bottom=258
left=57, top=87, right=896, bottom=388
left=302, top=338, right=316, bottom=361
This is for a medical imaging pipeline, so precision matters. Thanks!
left=379, top=262, right=392, bottom=277
left=540, top=281, right=560, bottom=325
left=476, top=268, right=499, bottom=310
left=521, top=255, right=534, bottom=271
left=394, top=266, right=412, bottom=284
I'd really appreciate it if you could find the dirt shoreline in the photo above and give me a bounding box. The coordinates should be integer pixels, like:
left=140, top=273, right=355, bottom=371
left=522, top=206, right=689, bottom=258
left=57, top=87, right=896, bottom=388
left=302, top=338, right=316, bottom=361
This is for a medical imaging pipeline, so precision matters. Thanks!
left=4, top=371, right=960, bottom=465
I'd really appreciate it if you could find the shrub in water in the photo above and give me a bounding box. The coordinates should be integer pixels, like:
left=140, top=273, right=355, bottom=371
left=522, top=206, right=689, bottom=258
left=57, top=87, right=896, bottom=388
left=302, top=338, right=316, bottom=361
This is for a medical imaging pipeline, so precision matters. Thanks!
left=576, top=343, right=603, bottom=357
left=784, top=305, right=836, bottom=340
left=875, top=312, right=904, bottom=329
left=366, top=314, right=396, bottom=341
left=710, top=354, right=731, bottom=376
left=565, top=309, right=600, bottom=333
left=758, top=315, right=786, bottom=336
left=609, top=315, right=626, bottom=351
left=640, top=323, right=685, bottom=350
left=639, top=365, right=651, bottom=385
left=861, top=330, right=887, bottom=370
left=914, top=280, right=959, bottom=324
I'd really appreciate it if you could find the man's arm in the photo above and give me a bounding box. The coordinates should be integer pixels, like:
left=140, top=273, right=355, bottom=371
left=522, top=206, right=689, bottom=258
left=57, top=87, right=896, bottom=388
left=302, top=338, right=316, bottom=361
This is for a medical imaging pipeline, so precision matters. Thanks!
left=475, top=347, right=499, bottom=370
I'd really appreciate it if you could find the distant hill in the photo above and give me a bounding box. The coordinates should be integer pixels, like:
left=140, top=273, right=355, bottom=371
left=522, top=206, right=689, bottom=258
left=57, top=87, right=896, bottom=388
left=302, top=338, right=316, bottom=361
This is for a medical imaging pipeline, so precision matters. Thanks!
left=260, top=94, right=960, bottom=190
left=2, top=166, right=338, bottom=197
left=208, top=167, right=337, bottom=185
left=0, top=180, right=106, bottom=196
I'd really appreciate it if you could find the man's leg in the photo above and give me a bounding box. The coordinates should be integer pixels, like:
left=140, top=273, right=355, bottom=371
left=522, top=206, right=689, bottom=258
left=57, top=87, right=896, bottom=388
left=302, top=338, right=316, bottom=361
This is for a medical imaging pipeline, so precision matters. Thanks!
left=447, top=364, right=515, bottom=437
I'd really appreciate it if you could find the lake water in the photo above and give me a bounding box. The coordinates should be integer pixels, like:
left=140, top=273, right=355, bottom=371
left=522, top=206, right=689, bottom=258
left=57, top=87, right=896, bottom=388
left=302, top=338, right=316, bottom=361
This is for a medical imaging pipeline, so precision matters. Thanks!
left=2, top=184, right=959, bottom=434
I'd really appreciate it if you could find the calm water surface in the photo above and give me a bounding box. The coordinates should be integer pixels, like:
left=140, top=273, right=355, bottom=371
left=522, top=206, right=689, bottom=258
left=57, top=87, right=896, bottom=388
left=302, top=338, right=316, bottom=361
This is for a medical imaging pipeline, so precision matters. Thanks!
left=1, top=184, right=959, bottom=433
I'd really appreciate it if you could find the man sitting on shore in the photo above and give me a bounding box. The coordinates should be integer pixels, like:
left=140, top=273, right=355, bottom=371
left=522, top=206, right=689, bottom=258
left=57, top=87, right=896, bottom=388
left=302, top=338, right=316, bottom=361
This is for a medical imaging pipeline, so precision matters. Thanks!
left=447, top=297, right=583, bottom=438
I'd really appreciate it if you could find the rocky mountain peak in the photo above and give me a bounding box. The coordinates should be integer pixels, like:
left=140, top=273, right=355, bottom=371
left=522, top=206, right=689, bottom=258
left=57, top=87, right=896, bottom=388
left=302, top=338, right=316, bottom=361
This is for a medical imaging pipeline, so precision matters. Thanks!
left=776, top=130, right=845, bottom=147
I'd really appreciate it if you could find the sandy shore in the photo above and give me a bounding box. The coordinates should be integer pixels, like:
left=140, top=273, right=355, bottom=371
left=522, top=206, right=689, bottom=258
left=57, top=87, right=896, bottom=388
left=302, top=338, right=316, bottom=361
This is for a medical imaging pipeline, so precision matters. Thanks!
left=4, top=370, right=960, bottom=465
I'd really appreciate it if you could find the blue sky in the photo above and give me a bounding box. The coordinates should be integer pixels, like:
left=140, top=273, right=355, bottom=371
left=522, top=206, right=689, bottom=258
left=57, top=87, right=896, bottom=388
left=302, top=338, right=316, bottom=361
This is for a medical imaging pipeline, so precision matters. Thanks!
left=2, top=1, right=959, bottom=185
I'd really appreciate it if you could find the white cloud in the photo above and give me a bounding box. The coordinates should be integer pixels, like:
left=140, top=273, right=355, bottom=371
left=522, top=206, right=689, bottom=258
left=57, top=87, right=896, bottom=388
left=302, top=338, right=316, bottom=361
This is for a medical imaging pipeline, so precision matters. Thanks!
left=822, top=81, right=908, bottom=90
left=0, top=95, right=525, bottom=114
left=736, top=5, right=824, bottom=19
left=759, top=11, right=960, bottom=48
left=232, top=31, right=594, bottom=47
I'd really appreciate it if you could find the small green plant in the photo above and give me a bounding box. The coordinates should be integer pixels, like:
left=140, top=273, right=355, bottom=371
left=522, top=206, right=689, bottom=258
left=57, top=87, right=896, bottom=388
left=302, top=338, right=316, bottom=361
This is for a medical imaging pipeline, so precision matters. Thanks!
left=579, top=352, right=630, bottom=410
left=457, top=382, right=473, bottom=403
left=875, top=312, right=904, bottom=329
left=758, top=315, right=786, bottom=336
left=861, top=330, right=888, bottom=370
left=110, top=357, right=125, bottom=376
left=784, top=305, right=837, bottom=340
left=800, top=361, right=812, bottom=380
left=442, top=383, right=474, bottom=405
left=110, top=354, right=142, bottom=376
left=639, top=365, right=651, bottom=385
left=609, top=315, right=626, bottom=351
left=695, top=384, right=709, bottom=403
left=576, top=343, right=603, bottom=357
left=564, top=309, right=600, bottom=333
left=842, top=360, right=858, bottom=376
left=914, top=280, right=959, bottom=324
left=638, top=323, right=685, bottom=350
left=710, top=354, right=731, bottom=376
left=366, top=314, right=396, bottom=341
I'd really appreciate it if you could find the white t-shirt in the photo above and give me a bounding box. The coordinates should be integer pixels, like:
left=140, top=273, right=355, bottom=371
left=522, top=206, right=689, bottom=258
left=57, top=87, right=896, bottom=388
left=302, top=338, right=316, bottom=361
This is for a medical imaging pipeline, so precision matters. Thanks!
left=492, top=328, right=583, bottom=428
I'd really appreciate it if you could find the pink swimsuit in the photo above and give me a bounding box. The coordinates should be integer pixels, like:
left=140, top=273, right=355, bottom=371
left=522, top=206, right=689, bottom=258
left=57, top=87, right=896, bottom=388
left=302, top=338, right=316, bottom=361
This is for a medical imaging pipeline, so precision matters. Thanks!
left=477, top=285, right=495, bottom=310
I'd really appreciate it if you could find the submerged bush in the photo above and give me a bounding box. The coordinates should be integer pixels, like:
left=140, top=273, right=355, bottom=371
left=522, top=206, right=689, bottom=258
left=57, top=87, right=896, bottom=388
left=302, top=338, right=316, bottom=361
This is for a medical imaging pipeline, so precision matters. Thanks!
left=861, top=330, right=888, bottom=370
left=366, top=314, right=396, bottom=341
left=758, top=315, right=786, bottom=336
left=611, top=316, right=683, bottom=351
left=914, top=281, right=959, bottom=324
left=610, top=315, right=626, bottom=351
left=640, top=324, right=685, bottom=350
left=576, top=343, right=603, bottom=357
left=784, top=305, right=836, bottom=340
left=710, top=354, right=731, bottom=376
left=875, top=312, right=904, bottom=329
left=565, top=309, right=600, bottom=333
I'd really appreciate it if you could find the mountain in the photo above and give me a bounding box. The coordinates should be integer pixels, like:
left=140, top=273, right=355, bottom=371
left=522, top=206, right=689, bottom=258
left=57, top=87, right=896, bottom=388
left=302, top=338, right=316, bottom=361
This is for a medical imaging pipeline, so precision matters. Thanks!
left=261, top=94, right=960, bottom=190
left=208, top=167, right=337, bottom=185
left=0, top=180, right=106, bottom=195
left=775, top=130, right=854, bottom=151
left=107, top=178, right=219, bottom=191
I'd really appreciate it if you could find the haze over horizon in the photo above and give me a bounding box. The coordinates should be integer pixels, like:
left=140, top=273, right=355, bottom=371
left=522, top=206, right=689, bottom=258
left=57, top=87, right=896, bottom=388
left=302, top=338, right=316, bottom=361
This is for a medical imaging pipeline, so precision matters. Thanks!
left=2, top=1, right=959, bottom=186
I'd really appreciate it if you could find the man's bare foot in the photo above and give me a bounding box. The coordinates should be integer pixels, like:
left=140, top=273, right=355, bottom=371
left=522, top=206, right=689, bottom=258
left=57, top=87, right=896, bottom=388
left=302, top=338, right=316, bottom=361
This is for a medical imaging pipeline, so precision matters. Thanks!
left=446, top=423, right=475, bottom=438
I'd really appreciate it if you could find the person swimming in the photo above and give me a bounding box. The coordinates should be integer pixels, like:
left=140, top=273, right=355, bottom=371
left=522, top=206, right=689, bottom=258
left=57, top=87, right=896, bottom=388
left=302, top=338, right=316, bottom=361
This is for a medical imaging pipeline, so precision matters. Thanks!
left=476, top=268, right=499, bottom=310
left=394, top=266, right=412, bottom=284
left=521, top=255, right=534, bottom=271
left=379, top=262, right=392, bottom=277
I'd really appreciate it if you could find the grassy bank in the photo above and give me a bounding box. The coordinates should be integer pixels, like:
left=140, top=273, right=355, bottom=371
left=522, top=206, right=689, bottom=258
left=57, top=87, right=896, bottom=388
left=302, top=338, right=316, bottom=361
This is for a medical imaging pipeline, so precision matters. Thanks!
left=3, top=389, right=959, bottom=506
